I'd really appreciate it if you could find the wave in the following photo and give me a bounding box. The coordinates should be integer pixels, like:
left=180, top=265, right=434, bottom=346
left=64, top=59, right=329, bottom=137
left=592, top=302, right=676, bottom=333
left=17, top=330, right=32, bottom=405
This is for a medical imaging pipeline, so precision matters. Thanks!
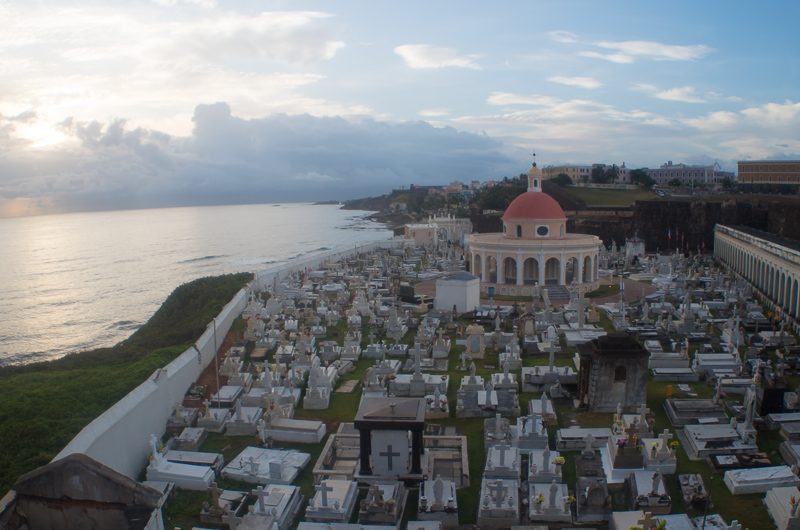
left=179, top=255, right=226, bottom=264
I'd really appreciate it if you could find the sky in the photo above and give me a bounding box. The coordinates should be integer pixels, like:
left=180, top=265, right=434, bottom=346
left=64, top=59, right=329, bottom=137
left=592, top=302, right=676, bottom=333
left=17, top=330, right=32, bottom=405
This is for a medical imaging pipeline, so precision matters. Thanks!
left=0, top=0, right=798, bottom=217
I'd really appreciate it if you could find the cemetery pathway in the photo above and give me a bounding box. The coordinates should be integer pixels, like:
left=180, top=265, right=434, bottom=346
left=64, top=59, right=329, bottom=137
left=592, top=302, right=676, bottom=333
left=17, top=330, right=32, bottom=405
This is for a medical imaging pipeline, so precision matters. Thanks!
left=189, top=330, right=238, bottom=406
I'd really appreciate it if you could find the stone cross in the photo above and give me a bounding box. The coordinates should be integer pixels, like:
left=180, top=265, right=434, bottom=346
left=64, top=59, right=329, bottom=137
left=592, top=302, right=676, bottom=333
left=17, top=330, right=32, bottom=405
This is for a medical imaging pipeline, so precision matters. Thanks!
left=248, top=456, right=260, bottom=476
left=412, top=346, right=423, bottom=376
left=488, top=480, right=508, bottom=508
left=494, top=413, right=503, bottom=437
left=657, top=429, right=673, bottom=456
left=503, top=361, right=510, bottom=382
left=222, top=509, right=239, bottom=530
left=317, top=481, right=333, bottom=507
left=636, top=512, right=657, bottom=530
left=208, top=481, right=223, bottom=514
left=234, top=399, right=243, bottom=422
left=625, top=421, right=638, bottom=448
left=253, top=485, right=269, bottom=514
left=548, top=341, right=556, bottom=371
left=496, top=444, right=509, bottom=467
left=726, top=522, right=742, bottom=530
left=171, top=402, right=183, bottom=419
left=583, top=433, right=594, bottom=455
left=434, top=387, right=441, bottom=407
left=470, top=361, right=476, bottom=379
left=380, top=445, right=401, bottom=472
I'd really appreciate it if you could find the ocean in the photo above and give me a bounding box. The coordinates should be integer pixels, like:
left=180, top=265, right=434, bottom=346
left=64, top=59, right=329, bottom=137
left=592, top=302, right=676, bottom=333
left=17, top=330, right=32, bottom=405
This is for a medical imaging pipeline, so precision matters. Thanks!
left=0, top=203, right=392, bottom=366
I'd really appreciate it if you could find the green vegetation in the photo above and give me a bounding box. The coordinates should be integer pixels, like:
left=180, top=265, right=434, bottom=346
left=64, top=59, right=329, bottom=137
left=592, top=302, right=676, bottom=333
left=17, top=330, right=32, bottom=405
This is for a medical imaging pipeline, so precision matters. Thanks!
left=551, top=173, right=573, bottom=187
left=470, top=177, right=526, bottom=210
left=562, top=187, right=656, bottom=206
left=0, top=272, right=252, bottom=494
left=631, top=168, right=656, bottom=188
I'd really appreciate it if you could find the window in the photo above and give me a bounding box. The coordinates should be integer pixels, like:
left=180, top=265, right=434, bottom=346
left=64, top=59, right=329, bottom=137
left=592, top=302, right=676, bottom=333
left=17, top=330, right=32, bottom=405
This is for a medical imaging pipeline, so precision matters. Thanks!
left=614, top=366, right=627, bottom=381
left=516, top=225, right=522, bottom=238
left=536, top=226, right=549, bottom=237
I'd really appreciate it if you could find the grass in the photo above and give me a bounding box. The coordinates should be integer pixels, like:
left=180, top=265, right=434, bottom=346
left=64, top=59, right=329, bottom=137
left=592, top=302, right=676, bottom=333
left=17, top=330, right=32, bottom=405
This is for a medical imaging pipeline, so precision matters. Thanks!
left=565, top=187, right=657, bottom=206
left=0, top=273, right=252, bottom=494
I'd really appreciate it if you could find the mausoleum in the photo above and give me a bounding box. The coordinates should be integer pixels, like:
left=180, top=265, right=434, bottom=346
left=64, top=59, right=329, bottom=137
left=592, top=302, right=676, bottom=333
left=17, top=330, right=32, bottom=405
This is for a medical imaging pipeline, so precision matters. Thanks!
left=466, top=157, right=601, bottom=296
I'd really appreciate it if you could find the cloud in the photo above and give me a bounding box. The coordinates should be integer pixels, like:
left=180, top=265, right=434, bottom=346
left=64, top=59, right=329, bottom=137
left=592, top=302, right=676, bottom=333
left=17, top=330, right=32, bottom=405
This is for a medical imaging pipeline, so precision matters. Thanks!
left=581, top=40, right=712, bottom=63
left=0, top=104, right=518, bottom=217
left=547, top=76, right=603, bottom=89
left=419, top=109, right=450, bottom=117
left=547, top=31, right=577, bottom=44
left=578, top=51, right=635, bottom=64
left=151, top=0, right=217, bottom=6
left=654, top=86, right=706, bottom=103
left=394, top=45, right=482, bottom=69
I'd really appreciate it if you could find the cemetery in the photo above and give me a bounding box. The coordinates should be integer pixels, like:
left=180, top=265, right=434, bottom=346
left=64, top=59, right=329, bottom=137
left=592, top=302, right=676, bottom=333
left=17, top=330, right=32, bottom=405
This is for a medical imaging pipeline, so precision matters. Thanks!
left=6, top=235, right=800, bottom=530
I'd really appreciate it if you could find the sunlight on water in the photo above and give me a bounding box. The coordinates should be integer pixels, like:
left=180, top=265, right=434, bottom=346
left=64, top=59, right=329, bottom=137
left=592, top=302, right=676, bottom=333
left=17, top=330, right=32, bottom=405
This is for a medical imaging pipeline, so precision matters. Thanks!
left=0, top=203, right=391, bottom=365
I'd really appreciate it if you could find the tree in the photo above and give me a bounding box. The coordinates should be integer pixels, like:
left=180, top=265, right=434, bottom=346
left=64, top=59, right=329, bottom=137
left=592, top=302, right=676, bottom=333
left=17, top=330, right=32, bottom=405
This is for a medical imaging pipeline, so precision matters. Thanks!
left=591, top=166, right=608, bottom=183
left=668, top=178, right=682, bottom=188
left=721, top=178, right=734, bottom=189
left=630, top=169, right=655, bottom=188
left=604, top=164, right=619, bottom=183
left=551, top=173, right=573, bottom=187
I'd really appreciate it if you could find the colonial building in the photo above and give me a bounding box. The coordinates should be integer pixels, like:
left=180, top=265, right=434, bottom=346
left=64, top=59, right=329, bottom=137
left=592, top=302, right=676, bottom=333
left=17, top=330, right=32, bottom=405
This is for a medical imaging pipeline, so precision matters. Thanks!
left=466, top=160, right=601, bottom=295
left=714, top=224, right=800, bottom=333
left=542, top=163, right=630, bottom=184
left=737, top=160, right=800, bottom=192
left=643, top=161, right=733, bottom=186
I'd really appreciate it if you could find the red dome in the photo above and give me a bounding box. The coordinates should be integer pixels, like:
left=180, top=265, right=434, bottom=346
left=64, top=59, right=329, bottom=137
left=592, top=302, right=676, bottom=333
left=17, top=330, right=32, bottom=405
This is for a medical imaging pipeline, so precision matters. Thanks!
left=502, top=191, right=566, bottom=221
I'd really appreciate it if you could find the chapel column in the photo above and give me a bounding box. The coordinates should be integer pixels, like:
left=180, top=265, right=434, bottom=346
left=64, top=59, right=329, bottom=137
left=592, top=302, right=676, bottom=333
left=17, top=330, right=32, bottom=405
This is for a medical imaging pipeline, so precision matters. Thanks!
left=516, top=253, right=523, bottom=286
left=538, top=253, right=545, bottom=286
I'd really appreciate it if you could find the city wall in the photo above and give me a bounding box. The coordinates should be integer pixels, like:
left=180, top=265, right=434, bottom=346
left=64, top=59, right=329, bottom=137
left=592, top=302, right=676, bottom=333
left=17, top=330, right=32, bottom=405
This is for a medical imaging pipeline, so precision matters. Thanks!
left=54, top=236, right=405, bottom=480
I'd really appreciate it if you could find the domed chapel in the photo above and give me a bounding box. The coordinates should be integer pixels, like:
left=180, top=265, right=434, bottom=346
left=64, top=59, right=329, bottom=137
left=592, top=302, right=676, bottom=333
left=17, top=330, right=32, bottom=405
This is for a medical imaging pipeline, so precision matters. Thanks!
left=466, top=157, right=601, bottom=296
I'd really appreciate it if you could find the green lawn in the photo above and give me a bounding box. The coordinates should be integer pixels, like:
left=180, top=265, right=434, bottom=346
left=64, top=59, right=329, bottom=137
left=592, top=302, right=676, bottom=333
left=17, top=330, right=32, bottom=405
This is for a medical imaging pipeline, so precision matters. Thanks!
left=565, top=187, right=657, bottom=206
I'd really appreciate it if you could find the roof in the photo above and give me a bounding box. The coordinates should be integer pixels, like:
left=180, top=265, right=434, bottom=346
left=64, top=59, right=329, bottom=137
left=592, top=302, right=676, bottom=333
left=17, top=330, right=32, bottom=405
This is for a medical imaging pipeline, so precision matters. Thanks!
left=502, top=191, right=567, bottom=221
left=438, top=272, right=479, bottom=283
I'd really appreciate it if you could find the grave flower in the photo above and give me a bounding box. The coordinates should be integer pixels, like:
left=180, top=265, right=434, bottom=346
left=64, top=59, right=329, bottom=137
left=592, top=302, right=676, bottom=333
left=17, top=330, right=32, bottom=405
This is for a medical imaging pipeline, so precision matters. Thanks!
left=617, top=438, right=627, bottom=448
left=535, top=493, right=545, bottom=504
left=552, top=457, right=565, bottom=465
left=564, top=495, right=576, bottom=504
left=669, top=441, right=680, bottom=450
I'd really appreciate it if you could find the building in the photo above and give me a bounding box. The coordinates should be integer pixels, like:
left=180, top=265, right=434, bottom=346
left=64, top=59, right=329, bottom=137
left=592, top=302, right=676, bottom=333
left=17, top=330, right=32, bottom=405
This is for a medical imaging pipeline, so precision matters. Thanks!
left=644, top=161, right=733, bottom=186
left=737, top=160, right=800, bottom=192
left=404, top=223, right=437, bottom=247
left=714, top=224, right=800, bottom=333
left=542, top=163, right=631, bottom=184
left=466, top=160, right=601, bottom=296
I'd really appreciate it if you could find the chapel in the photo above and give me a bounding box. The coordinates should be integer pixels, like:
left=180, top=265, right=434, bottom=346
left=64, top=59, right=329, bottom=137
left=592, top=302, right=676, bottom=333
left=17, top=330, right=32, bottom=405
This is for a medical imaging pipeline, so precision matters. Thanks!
left=467, top=156, right=601, bottom=296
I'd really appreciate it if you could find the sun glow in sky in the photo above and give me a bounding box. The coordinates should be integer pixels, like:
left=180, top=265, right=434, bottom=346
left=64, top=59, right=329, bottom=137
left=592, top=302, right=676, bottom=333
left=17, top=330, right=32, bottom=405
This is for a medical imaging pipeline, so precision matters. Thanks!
left=0, top=0, right=798, bottom=217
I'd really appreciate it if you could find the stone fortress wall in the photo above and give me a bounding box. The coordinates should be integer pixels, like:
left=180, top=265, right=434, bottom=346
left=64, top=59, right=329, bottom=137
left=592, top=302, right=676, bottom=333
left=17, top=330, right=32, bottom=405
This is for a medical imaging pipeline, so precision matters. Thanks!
left=54, top=237, right=406, bottom=480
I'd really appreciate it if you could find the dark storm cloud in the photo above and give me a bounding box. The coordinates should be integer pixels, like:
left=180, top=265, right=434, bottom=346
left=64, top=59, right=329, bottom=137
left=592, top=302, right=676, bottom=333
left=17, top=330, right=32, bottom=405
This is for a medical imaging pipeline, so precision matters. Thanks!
left=0, top=104, right=519, bottom=216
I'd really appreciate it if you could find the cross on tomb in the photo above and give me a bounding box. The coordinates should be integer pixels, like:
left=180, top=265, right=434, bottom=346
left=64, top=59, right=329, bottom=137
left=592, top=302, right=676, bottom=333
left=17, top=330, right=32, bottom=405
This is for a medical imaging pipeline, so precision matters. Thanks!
left=317, top=481, right=333, bottom=507
left=411, top=346, right=423, bottom=376
left=726, top=521, right=742, bottom=530
left=488, top=479, right=508, bottom=508
left=496, top=444, right=509, bottom=467
left=657, top=429, right=673, bottom=455
left=636, top=511, right=657, bottom=530
left=636, top=403, right=651, bottom=422
left=222, top=509, right=239, bottom=530
left=253, top=485, right=269, bottom=514
left=380, top=445, right=401, bottom=472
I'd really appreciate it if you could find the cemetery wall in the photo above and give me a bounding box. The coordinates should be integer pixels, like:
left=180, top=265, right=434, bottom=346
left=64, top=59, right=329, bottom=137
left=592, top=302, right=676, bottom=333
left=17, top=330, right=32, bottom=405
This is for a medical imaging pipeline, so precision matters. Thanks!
left=53, top=237, right=403, bottom=479
left=54, top=288, right=249, bottom=479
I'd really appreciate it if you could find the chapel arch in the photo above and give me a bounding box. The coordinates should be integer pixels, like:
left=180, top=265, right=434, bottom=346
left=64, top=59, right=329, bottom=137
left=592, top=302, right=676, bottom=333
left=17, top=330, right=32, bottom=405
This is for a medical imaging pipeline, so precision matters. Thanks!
left=544, top=257, right=560, bottom=285
left=523, top=258, right=539, bottom=285
left=502, top=256, right=518, bottom=285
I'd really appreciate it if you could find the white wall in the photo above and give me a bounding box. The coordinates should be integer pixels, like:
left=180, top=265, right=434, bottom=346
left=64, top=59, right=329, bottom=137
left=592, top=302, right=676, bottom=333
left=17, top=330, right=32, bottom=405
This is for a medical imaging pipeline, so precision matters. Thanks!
left=54, top=237, right=408, bottom=479
left=54, top=288, right=248, bottom=479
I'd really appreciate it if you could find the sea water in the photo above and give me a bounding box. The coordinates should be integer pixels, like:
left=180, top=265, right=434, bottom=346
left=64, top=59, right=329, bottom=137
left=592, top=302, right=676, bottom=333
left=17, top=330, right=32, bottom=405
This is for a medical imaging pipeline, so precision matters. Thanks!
left=0, top=203, right=391, bottom=366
